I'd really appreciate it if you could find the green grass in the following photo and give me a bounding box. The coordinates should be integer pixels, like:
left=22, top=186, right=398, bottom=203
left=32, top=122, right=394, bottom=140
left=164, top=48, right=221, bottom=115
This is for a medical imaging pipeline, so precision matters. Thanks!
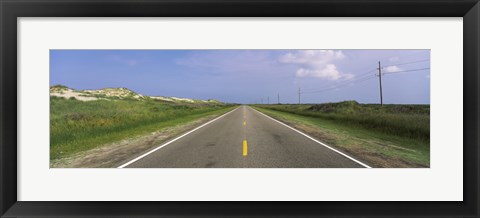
left=253, top=101, right=430, bottom=167
left=50, top=96, right=235, bottom=160
left=254, top=101, right=429, bottom=142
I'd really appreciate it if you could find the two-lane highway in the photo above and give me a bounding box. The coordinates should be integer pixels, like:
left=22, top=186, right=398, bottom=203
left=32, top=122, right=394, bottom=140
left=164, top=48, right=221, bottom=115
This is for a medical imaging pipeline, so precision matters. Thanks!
left=120, top=106, right=369, bottom=168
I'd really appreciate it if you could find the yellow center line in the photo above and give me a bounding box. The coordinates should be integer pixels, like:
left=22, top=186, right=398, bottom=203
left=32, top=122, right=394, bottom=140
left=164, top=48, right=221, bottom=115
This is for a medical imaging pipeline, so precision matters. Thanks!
left=243, top=109, right=247, bottom=157
left=243, top=140, right=248, bottom=156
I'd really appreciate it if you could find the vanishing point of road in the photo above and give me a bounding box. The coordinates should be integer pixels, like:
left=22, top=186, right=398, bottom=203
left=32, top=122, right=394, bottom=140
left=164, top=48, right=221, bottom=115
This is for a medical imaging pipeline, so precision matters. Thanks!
left=119, top=106, right=370, bottom=168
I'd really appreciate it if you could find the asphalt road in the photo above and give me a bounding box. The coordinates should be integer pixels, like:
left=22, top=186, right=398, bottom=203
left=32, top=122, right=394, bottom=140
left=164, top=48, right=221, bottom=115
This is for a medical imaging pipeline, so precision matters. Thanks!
left=121, top=106, right=368, bottom=168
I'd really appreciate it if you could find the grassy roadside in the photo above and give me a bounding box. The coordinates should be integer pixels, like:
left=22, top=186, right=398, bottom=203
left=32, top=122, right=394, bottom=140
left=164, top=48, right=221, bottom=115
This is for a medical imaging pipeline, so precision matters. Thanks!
left=252, top=104, right=429, bottom=168
left=51, top=96, right=236, bottom=161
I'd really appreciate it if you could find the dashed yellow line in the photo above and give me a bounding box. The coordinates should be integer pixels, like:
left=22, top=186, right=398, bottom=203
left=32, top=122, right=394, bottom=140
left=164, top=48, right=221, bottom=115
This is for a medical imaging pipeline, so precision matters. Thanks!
left=243, top=108, right=247, bottom=157
left=243, top=140, right=248, bottom=156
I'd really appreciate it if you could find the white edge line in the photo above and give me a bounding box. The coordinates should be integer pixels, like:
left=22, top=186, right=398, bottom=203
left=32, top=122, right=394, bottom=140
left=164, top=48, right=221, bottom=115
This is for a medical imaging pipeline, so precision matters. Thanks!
left=249, top=106, right=372, bottom=168
left=118, top=106, right=240, bottom=168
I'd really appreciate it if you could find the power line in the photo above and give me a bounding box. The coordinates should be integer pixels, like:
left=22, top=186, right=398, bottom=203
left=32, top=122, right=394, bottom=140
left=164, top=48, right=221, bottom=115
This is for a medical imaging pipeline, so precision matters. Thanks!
left=272, top=66, right=428, bottom=103
left=377, top=50, right=429, bottom=65
left=382, top=59, right=429, bottom=68
left=383, top=67, right=430, bottom=75
left=301, top=66, right=428, bottom=95
left=264, top=60, right=429, bottom=104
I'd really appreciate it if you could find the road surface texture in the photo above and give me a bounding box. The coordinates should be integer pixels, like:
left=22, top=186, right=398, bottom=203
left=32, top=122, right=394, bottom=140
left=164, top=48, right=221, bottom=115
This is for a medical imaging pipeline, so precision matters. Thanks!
left=121, top=106, right=369, bottom=168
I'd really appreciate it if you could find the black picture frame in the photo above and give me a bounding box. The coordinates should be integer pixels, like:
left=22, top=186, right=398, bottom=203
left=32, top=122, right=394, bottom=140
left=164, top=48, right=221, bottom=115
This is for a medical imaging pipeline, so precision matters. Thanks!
left=1, top=0, right=479, bottom=217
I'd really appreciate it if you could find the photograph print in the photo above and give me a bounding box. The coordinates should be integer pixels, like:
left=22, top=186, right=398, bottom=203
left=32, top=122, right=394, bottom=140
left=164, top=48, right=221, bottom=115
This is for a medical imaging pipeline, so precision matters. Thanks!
left=50, top=49, right=430, bottom=168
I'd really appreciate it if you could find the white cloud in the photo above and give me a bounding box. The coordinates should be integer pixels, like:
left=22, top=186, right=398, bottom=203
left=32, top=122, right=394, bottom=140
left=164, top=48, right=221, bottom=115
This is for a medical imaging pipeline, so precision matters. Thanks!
left=279, top=50, right=345, bottom=64
left=383, top=65, right=402, bottom=73
left=296, top=64, right=347, bottom=80
left=279, top=50, right=352, bottom=80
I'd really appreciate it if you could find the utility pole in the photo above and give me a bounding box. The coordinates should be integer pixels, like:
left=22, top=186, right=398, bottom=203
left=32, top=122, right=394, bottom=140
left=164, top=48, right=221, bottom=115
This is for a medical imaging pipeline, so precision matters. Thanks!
left=298, top=87, right=301, bottom=104
left=261, top=98, right=263, bottom=104
left=378, top=61, right=383, bottom=106
left=277, top=93, right=280, bottom=104
left=267, top=97, right=269, bottom=104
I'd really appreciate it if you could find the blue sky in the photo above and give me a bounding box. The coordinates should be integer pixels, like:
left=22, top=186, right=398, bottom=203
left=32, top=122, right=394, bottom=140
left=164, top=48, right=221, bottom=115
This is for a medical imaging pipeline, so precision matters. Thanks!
left=50, top=50, right=430, bottom=104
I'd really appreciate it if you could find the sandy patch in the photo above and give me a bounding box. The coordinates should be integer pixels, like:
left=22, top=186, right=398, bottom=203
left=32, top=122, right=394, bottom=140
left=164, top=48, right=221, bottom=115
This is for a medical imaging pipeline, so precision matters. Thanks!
left=50, top=89, right=99, bottom=101
left=171, top=97, right=194, bottom=103
left=150, top=96, right=174, bottom=102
